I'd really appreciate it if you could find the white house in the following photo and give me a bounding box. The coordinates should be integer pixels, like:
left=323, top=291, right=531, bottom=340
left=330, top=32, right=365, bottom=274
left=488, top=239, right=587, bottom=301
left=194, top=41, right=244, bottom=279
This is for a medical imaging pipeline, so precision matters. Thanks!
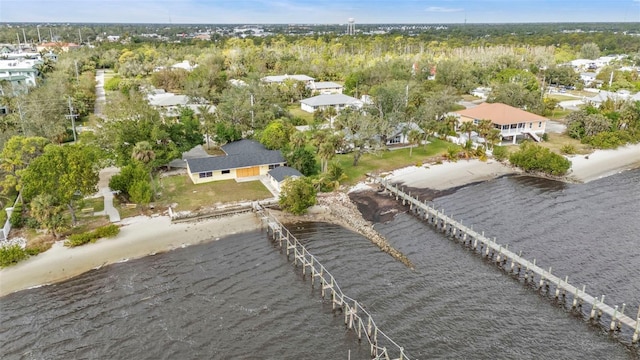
left=0, top=58, right=40, bottom=91
left=384, top=122, right=425, bottom=146
left=300, top=94, right=362, bottom=113
left=262, top=74, right=314, bottom=84
left=470, top=87, right=491, bottom=99
left=307, top=81, right=343, bottom=95
left=580, top=72, right=597, bottom=87
left=171, top=60, right=198, bottom=72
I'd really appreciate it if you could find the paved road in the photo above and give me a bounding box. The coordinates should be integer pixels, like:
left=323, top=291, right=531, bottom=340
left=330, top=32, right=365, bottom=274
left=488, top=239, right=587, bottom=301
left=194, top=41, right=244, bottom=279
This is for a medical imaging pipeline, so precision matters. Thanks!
left=94, top=69, right=106, bottom=118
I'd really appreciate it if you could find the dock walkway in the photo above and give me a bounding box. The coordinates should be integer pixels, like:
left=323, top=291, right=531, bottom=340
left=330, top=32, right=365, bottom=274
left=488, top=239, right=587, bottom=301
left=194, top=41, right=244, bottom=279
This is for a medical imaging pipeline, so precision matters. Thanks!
left=378, top=178, right=639, bottom=344
left=253, top=202, right=412, bottom=360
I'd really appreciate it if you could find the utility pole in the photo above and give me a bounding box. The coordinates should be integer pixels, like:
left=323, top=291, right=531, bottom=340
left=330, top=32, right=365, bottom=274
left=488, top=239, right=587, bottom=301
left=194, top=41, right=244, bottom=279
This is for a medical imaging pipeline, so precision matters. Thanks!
left=67, top=96, right=77, bottom=142
left=16, top=33, right=21, bottom=53
left=17, top=101, right=26, bottom=135
left=49, top=28, right=54, bottom=42
left=78, top=29, right=83, bottom=44
left=74, top=60, right=79, bottom=83
left=250, top=93, right=255, bottom=129
left=37, top=26, right=42, bottom=43
left=22, top=29, right=27, bottom=46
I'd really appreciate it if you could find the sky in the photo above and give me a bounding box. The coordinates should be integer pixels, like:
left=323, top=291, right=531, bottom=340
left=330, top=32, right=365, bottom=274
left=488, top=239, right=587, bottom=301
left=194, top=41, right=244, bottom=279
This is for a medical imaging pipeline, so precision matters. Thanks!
left=1, top=0, right=640, bottom=24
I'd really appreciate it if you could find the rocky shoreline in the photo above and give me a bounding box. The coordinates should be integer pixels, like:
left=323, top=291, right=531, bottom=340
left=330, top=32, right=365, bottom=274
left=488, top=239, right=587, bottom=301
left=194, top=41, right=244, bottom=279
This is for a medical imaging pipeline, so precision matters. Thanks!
left=274, top=190, right=415, bottom=269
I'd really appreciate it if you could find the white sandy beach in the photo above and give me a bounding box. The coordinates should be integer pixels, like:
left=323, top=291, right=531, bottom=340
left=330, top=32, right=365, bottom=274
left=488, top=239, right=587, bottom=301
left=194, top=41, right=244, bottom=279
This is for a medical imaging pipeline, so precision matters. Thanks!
left=384, top=159, right=520, bottom=190
left=566, top=143, right=640, bottom=183
left=0, top=212, right=262, bottom=297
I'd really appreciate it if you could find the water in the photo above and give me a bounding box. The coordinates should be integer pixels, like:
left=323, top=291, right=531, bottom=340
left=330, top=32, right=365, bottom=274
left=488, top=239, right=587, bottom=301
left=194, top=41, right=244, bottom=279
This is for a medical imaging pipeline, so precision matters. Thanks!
left=1, top=169, right=639, bottom=359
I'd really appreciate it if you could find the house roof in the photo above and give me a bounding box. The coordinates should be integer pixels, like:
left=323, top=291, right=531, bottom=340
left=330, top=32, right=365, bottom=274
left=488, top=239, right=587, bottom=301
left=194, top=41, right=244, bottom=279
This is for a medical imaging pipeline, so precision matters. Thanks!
left=455, top=102, right=547, bottom=126
left=186, top=151, right=285, bottom=173
left=308, top=81, right=343, bottom=90
left=300, top=94, right=361, bottom=107
left=148, top=93, right=189, bottom=107
left=262, top=74, right=314, bottom=83
left=221, top=139, right=267, bottom=155
left=391, top=122, right=424, bottom=136
left=268, top=166, right=302, bottom=182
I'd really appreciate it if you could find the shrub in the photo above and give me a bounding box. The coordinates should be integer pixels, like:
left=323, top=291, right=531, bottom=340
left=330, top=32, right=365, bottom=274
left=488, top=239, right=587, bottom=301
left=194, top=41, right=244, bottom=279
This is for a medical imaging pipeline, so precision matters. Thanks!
left=492, top=146, right=508, bottom=161
left=0, top=245, right=28, bottom=267
left=0, top=207, right=7, bottom=225
left=541, top=133, right=549, bottom=141
left=9, top=202, right=23, bottom=228
left=104, top=76, right=121, bottom=91
left=94, top=224, right=120, bottom=238
left=560, top=144, right=576, bottom=155
left=509, top=142, right=572, bottom=176
left=65, top=224, right=120, bottom=247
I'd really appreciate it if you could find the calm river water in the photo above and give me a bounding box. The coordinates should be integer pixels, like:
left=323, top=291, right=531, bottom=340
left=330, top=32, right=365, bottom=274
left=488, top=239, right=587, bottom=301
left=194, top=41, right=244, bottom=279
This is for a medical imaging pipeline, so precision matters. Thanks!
left=1, top=169, right=639, bottom=359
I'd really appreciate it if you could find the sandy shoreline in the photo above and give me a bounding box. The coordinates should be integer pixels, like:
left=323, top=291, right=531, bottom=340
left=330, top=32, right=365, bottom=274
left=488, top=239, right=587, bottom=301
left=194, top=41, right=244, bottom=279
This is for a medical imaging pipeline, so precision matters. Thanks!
left=566, top=143, right=640, bottom=183
left=0, top=212, right=262, bottom=297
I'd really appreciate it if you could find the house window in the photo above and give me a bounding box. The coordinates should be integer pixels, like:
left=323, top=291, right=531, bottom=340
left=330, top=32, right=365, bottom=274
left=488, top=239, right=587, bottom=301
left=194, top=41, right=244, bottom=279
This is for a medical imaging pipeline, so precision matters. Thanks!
left=388, top=136, right=401, bottom=144
left=473, top=119, right=479, bottom=125
left=221, top=169, right=230, bottom=174
left=510, top=124, right=517, bottom=129
left=529, top=123, right=532, bottom=128
left=538, top=122, right=542, bottom=127
left=502, top=125, right=509, bottom=130
left=269, top=164, right=280, bottom=170
left=517, top=123, right=524, bottom=128
left=199, top=171, right=213, bottom=178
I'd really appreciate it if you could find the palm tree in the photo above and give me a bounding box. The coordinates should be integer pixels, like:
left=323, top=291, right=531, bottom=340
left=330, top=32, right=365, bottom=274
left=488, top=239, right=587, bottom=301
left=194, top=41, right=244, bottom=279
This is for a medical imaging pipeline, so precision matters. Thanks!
left=131, top=141, right=156, bottom=164
left=459, top=121, right=477, bottom=144
left=487, top=128, right=502, bottom=150
left=289, top=131, right=306, bottom=150
left=131, top=141, right=157, bottom=201
left=30, top=194, right=66, bottom=239
left=477, top=119, right=494, bottom=150
left=407, top=129, right=423, bottom=157
left=197, top=105, right=214, bottom=149
left=442, top=115, right=459, bottom=136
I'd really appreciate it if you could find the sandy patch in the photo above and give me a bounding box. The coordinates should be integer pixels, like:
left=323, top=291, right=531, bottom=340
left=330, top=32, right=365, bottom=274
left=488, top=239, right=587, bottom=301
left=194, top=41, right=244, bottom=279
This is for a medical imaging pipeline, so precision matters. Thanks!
left=567, top=143, right=640, bottom=183
left=385, top=159, right=519, bottom=191
left=0, top=212, right=261, bottom=297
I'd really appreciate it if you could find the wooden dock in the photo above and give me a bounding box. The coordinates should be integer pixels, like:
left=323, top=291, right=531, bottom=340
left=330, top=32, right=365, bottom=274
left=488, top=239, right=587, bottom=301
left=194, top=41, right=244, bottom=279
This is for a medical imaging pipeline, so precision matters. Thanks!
left=253, top=203, right=412, bottom=360
left=378, top=178, right=640, bottom=345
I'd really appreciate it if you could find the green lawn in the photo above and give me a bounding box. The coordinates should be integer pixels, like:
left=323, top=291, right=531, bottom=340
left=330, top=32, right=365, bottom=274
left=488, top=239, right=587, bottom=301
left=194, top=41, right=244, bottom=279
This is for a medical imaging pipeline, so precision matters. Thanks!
left=288, top=105, right=315, bottom=124
left=546, top=94, right=578, bottom=102
left=334, top=138, right=457, bottom=184
left=547, top=108, right=573, bottom=120
left=155, top=175, right=273, bottom=212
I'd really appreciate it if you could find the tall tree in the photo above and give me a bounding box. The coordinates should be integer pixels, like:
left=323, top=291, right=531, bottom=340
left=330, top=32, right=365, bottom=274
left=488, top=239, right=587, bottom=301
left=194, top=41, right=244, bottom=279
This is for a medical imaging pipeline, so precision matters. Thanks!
left=334, top=107, right=381, bottom=166
left=30, top=193, right=66, bottom=239
left=0, top=136, right=50, bottom=195
left=21, top=144, right=100, bottom=225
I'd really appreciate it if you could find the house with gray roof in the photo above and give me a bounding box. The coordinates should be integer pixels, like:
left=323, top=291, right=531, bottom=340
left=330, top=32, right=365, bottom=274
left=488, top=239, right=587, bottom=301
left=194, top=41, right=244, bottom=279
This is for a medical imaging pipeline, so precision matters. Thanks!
left=267, top=166, right=302, bottom=192
left=300, top=94, right=362, bottom=113
left=185, top=139, right=286, bottom=184
left=307, top=81, right=343, bottom=95
left=261, top=74, right=314, bottom=84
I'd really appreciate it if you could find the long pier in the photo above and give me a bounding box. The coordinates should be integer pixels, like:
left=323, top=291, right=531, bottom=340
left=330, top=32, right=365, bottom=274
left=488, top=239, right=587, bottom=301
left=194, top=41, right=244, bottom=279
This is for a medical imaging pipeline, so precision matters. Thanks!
left=253, top=203, right=412, bottom=360
left=378, top=178, right=640, bottom=345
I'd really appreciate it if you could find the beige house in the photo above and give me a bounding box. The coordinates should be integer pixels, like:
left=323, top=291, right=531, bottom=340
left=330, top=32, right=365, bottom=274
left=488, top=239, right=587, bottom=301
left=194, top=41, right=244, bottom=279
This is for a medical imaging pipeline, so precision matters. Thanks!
left=455, top=102, right=547, bottom=144
left=267, top=166, right=302, bottom=192
left=186, top=140, right=286, bottom=184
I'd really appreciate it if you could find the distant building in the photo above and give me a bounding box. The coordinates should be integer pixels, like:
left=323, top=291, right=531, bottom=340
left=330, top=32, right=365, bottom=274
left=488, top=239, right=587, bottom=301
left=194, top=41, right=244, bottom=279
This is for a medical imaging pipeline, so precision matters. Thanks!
left=261, top=74, right=314, bottom=84
left=171, top=60, right=198, bottom=72
left=307, top=81, right=343, bottom=95
left=300, top=94, right=362, bottom=113
left=36, top=42, right=79, bottom=53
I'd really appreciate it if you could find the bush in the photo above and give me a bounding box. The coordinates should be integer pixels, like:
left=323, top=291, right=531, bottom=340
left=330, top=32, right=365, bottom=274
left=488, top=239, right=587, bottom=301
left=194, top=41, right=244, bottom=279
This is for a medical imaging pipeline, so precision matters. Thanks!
left=560, top=144, right=576, bottom=155
left=104, top=76, right=121, bottom=91
left=492, top=146, right=508, bottom=161
left=0, top=245, right=28, bottom=267
left=65, top=224, right=120, bottom=247
left=541, top=133, right=549, bottom=141
left=0, top=207, right=7, bottom=226
left=509, top=142, right=572, bottom=176
left=9, top=202, right=23, bottom=228
left=582, top=131, right=629, bottom=149
left=94, top=224, right=120, bottom=238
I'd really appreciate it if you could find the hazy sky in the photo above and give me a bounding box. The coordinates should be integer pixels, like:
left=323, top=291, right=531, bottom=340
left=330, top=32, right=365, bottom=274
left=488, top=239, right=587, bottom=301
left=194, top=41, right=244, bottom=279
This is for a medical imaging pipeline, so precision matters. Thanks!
left=1, top=0, right=639, bottom=24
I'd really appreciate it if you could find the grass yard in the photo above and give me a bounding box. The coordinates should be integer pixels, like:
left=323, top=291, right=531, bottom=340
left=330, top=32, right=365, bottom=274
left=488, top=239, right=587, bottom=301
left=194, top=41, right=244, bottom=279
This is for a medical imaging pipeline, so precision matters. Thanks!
left=287, top=105, right=315, bottom=124
left=547, top=108, right=573, bottom=120
left=546, top=94, right=578, bottom=102
left=156, top=175, right=273, bottom=212
left=537, top=132, right=592, bottom=155
left=334, top=138, right=456, bottom=184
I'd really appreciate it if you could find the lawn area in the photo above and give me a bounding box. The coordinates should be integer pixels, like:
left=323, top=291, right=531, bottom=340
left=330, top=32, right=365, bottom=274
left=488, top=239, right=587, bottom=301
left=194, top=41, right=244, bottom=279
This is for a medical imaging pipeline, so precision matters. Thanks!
left=546, top=94, right=578, bottom=102
left=547, top=108, right=573, bottom=120
left=537, top=132, right=592, bottom=155
left=288, top=105, right=315, bottom=124
left=155, top=175, right=273, bottom=212
left=77, top=197, right=105, bottom=213
left=334, top=138, right=456, bottom=184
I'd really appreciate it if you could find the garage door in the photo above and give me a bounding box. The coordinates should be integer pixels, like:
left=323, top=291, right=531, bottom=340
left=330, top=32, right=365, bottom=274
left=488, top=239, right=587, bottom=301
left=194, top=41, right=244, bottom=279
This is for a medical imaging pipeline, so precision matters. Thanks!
left=236, top=166, right=260, bottom=178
